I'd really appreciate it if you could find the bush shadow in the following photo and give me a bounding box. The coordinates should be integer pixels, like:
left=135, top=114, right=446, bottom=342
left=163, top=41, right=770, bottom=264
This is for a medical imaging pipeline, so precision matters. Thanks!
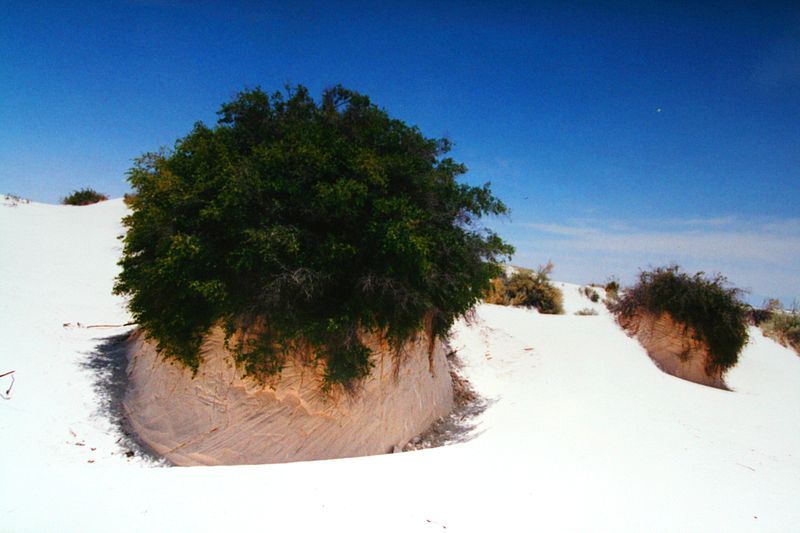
left=80, top=332, right=169, bottom=466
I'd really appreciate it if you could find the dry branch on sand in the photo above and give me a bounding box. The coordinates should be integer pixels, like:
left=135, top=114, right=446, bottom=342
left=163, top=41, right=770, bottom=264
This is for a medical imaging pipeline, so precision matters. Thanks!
left=1, top=370, right=15, bottom=399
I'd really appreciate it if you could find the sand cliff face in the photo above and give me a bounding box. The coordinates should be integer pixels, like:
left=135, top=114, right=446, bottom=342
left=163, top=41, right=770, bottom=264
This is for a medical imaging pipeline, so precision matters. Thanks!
left=123, top=328, right=453, bottom=466
left=618, top=312, right=727, bottom=389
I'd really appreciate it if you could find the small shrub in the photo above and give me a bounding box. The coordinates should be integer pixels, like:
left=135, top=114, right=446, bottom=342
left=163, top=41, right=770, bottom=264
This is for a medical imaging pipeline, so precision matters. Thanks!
left=123, top=192, right=138, bottom=207
left=62, top=188, right=108, bottom=206
left=580, top=286, right=600, bottom=302
left=610, top=265, right=749, bottom=373
left=763, top=298, right=784, bottom=312
left=747, top=304, right=774, bottom=326
left=761, top=311, right=800, bottom=355
left=485, top=262, right=564, bottom=314
left=604, top=278, right=620, bottom=303
left=484, top=276, right=508, bottom=305
left=2, top=193, right=30, bottom=206
left=575, top=308, right=598, bottom=316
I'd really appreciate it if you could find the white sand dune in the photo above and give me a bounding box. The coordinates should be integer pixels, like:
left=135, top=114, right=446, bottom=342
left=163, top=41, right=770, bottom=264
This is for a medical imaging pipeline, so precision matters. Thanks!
left=1, top=197, right=799, bottom=531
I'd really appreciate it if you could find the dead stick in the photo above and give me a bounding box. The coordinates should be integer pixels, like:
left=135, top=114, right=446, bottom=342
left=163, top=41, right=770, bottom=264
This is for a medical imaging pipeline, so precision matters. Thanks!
left=85, top=321, right=137, bottom=329
left=1, top=372, right=14, bottom=399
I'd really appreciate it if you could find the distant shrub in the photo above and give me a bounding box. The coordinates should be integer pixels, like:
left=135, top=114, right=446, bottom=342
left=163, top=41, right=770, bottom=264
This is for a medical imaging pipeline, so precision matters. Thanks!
left=62, top=188, right=108, bottom=206
left=761, top=312, right=800, bottom=355
left=763, top=298, right=783, bottom=312
left=484, top=276, right=507, bottom=306
left=123, top=192, right=138, bottom=207
left=604, top=278, right=620, bottom=300
left=580, top=286, right=600, bottom=302
left=575, top=308, right=598, bottom=316
left=610, top=266, right=749, bottom=373
left=2, top=193, right=30, bottom=206
left=485, top=262, right=564, bottom=314
left=748, top=298, right=790, bottom=326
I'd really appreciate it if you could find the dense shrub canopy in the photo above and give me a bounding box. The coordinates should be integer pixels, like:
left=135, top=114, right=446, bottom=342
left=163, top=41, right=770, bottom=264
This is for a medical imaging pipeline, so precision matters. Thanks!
left=114, top=85, right=513, bottom=387
left=485, top=263, right=564, bottom=314
left=62, top=188, right=108, bottom=206
left=611, top=266, right=749, bottom=372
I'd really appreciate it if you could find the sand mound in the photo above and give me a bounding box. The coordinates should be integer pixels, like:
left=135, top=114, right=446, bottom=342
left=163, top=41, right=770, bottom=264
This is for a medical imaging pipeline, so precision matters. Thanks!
left=619, top=312, right=727, bottom=389
left=122, top=327, right=453, bottom=466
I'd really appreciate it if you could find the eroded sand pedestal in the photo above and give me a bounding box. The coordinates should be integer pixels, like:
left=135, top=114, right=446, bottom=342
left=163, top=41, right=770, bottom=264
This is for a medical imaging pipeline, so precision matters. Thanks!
left=619, top=312, right=727, bottom=389
left=123, top=328, right=453, bottom=466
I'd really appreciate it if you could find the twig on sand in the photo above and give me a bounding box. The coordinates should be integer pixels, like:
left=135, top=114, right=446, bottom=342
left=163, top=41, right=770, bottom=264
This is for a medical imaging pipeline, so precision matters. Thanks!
left=62, top=322, right=137, bottom=329
left=1, top=370, right=15, bottom=400
left=85, top=322, right=136, bottom=329
left=736, top=462, right=756, bottom=472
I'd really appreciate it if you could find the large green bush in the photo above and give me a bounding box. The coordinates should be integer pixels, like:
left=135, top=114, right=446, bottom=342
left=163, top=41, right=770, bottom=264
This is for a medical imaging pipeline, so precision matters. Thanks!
left=485, top=263, right=564, bottom=314
left=62, top=188, right=108, bottom=206
left=610, top=266, right=749, bottom=373
left=114, top=85, right=513, bottom=388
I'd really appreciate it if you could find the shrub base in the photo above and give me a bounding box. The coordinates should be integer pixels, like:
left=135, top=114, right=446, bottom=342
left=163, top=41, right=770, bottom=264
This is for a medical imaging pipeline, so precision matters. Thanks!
left=619, top=312, right=728, bottom=390
left=123, top=327, right=453, bottom=466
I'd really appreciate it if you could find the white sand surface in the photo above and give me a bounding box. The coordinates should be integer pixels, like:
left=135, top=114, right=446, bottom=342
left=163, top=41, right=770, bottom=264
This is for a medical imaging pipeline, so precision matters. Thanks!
left=2, top=197, right=799, bottom=531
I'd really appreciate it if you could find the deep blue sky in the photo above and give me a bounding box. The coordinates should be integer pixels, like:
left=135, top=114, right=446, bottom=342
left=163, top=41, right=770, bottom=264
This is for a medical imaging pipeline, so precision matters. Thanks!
left=2, top=1, right=798, bottom=302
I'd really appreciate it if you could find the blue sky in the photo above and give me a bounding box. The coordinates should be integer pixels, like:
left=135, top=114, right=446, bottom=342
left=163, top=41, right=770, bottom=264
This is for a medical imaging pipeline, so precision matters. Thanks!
left=2, top=1, right=798, bottom=303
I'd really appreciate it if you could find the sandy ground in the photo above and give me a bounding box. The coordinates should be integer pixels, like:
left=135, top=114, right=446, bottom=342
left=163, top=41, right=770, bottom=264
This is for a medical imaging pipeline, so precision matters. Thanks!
left=1, top=197, right=799, bottom=532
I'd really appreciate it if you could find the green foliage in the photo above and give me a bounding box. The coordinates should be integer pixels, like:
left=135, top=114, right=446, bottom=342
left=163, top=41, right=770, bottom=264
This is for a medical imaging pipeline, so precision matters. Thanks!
left=761, top=311, right=800, bottom=355
left=62, top=188, right=108, bottom=206
left=484, top=263, right=564, bottom=314
left=114, top=85, right=513, bottom=388
left=610, top=266, right=749, bottom=373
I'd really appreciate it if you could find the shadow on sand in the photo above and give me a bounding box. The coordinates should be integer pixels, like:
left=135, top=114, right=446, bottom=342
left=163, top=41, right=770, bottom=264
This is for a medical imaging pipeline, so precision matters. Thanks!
left=401, top=349, right=494, bottom=452
left=80, top=332, right=169, bottom=466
